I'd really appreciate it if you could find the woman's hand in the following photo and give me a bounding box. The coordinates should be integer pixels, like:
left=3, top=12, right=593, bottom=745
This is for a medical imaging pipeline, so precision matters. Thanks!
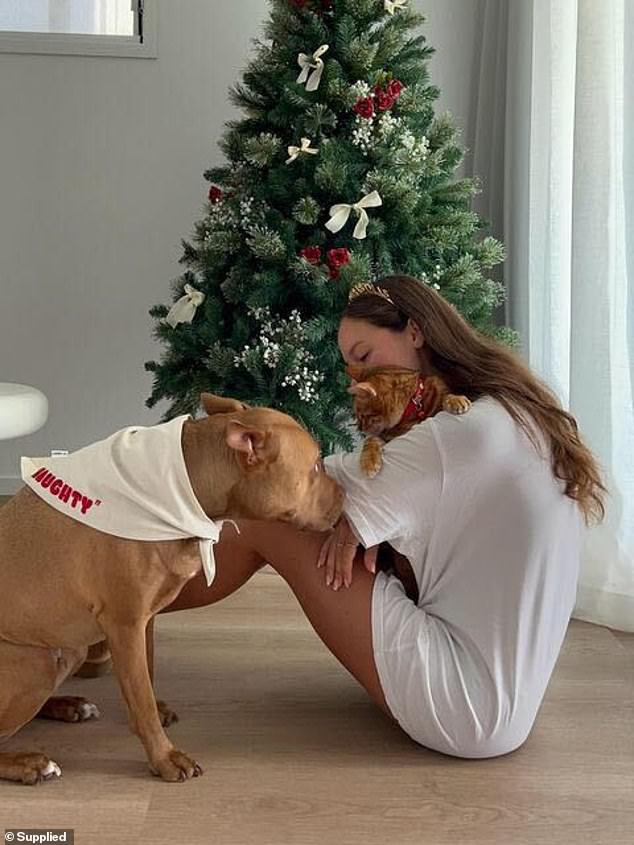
left=317, top=515, right=378, bottom=590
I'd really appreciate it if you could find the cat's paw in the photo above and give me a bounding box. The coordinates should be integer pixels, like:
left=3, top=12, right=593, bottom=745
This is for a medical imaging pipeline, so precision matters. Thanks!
left=360, top=457, right=382, bottom=478
left=444, top=394, right=471, bottom=415
left=360, top=437, right=383, bottom=478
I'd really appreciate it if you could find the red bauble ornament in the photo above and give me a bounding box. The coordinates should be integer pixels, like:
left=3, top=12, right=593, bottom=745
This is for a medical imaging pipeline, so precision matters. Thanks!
left=300, top=245, right=322, bottom=265
left=208, top=185, right=223, bottom=203
left=353, top=97, right=375, bottom=119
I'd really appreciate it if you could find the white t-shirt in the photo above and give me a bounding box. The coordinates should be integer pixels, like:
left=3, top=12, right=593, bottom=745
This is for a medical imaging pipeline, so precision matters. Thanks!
left=21, top=415, right=234, bottom=587
left=324, top=397, right=582, bottom=758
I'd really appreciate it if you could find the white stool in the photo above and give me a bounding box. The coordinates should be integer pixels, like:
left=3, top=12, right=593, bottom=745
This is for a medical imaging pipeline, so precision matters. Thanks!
left=0, top=383, right=49, bottom=440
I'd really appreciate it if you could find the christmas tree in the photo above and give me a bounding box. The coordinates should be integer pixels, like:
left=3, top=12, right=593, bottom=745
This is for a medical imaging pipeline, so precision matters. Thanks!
left=145, top=0, right=512, bottom=452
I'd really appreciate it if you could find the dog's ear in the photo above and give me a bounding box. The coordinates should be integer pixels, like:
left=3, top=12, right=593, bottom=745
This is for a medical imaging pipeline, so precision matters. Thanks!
left=200, top=392, right=249, bottom=416
left=347, top=382, right=377, bottom=398
left=225, top=420, right=279, bottom=467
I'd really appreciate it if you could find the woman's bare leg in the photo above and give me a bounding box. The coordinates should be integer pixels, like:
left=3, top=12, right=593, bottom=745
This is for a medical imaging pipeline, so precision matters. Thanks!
left=161, top=521, right=392, bottom=718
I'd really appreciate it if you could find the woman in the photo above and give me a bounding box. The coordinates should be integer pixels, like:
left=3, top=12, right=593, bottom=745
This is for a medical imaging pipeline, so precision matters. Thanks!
left=163, top=274, right=606, bottom=758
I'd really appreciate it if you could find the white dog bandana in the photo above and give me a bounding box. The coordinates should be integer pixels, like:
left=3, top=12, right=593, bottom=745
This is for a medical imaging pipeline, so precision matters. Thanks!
left=21, top=415, right=234, bottom=586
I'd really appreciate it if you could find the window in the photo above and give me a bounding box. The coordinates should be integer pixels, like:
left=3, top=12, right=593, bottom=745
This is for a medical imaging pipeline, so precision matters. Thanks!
left=0, top=0, right=157, bottom=58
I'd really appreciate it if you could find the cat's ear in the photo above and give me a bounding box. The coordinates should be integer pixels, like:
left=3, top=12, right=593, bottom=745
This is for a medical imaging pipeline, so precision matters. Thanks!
left=347, top=382, right=378, bottom=398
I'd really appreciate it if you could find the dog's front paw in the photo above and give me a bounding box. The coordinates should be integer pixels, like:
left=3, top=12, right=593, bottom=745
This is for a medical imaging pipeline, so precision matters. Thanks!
left=150, top=749, right=203, bottom=782
left=157, top=699, right=179, bottom=727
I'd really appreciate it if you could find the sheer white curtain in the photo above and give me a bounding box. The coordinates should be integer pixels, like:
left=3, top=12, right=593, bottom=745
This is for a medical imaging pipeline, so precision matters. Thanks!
left=472, top=0, right=634, bottom=631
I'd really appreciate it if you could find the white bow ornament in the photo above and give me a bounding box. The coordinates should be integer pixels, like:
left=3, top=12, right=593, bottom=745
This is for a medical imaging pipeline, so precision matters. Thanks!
left=286, top=137, right=319, bottom=164
left=296, top=44, right=329, bottom=92
left=384, top=0, right=408, bottom=14
left=325, top=190, right=383, bottom=240
left=165, top=284, right=205, bottom=328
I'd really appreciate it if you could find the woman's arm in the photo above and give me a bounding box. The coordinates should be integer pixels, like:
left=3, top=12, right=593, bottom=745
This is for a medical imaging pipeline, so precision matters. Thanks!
left=321, top=420, right=443, bottom=591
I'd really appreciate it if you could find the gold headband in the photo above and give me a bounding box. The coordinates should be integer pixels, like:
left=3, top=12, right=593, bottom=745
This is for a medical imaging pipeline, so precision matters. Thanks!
left=347, top=282, right=395, bottom=306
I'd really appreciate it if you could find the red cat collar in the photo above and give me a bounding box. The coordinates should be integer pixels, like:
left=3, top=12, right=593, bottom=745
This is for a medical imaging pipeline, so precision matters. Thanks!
left=399, top=376, right=429, bottom=425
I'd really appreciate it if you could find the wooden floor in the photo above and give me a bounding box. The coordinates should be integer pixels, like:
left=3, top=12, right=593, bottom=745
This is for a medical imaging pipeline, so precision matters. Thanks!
left=0, top=553, right=632, bottom=843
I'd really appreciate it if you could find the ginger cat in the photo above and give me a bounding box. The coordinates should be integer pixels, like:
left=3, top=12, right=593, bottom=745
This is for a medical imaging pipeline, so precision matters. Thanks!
left=346, top=365, right=471, bottom=477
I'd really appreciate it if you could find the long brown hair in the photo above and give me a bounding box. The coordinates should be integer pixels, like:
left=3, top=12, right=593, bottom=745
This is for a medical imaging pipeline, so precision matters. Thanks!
left=344, top=274, right=606, bottom=525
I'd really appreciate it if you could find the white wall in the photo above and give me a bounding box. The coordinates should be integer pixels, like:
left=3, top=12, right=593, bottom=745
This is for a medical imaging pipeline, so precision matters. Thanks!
left=422, top=0, right=485, bottom=174
left=0, top=0, right=483, bottom=492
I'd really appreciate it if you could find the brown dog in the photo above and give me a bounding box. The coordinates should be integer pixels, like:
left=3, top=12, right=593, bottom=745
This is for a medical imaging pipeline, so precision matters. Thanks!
left=0, top=393, right=343, bottom=785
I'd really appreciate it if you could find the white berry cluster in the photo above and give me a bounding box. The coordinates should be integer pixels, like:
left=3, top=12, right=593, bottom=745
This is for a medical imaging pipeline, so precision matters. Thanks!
left=421, top=267, right=441, bottom=291
left=352, top=116, right=375, bottom=154
left=348, top=80, right=372, bottom=102
left=377, top=111, right=402, bottom=141
left=232, top=159, right=252, bottom=178
left=240, top=195, right=256, bottom=226
left=203, top=199, right=238, bottom=243
left=234, top=307, right=325, bottom=404
left=282, top=365, right=325, bottom=403
left=398, top=130, right=430, bottom=160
